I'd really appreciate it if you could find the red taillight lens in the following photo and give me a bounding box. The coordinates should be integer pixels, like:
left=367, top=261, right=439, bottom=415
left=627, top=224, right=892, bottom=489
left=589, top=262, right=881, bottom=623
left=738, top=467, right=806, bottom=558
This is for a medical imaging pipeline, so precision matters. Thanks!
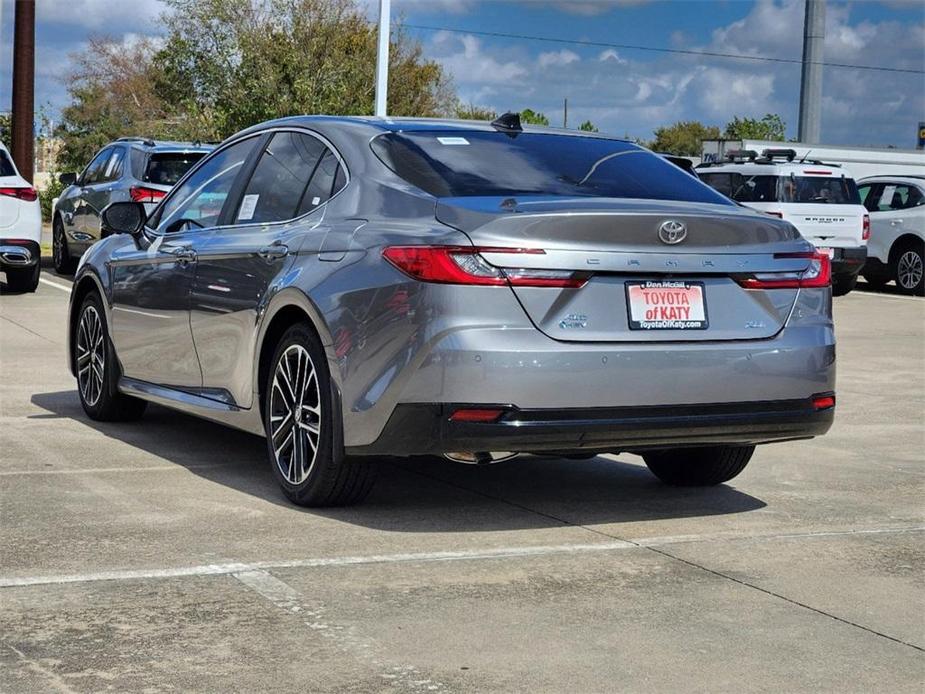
left=862, top=214, right=870, bottom=241
left=765, top=211, right=784, bottom=218
left=129, top=186, right=166, bottom=203
left=737, top=251, right=831, bottom=290
left=812, top=394, right=835, bottom=410
left=0, top=186, right=38, bottom=202
left=449, top=408, right=505, bottom=423
left=382, top=246, right=588, bottom=289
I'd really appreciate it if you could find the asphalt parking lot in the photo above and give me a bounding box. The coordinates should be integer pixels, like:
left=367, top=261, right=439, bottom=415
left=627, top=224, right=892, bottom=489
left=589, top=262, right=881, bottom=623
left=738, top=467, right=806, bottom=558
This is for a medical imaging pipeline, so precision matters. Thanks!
left=1, top=270, right=923, bottom=693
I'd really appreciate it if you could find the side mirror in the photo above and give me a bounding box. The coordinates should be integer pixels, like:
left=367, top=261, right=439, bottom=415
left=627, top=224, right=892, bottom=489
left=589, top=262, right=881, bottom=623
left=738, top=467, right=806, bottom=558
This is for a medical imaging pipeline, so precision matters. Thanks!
left=59, top=172, right=77, bottom=186
left=101, top=201, right=147, bottom=237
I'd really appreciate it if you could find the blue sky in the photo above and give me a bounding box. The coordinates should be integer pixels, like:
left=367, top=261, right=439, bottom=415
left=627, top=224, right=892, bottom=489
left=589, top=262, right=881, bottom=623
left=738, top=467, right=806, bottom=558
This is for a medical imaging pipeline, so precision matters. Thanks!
left=1, top=0, right=923, bottom=147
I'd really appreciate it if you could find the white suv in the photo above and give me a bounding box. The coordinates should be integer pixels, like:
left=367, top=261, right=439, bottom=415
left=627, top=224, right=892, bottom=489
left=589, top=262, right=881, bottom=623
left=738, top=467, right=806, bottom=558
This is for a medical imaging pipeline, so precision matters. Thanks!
left=858, top=176, right=924, bottom=296
left=699, top=149, right=869, bottom=296
left=0, top=142, right=42, bottom=293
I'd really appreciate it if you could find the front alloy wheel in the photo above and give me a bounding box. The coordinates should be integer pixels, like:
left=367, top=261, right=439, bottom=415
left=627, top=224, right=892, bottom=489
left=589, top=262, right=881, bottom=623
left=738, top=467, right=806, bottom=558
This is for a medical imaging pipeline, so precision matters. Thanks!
left=264, top=323, right=376, bottom=506
left=76, top=304, right=106, bottom=407
left=73, top=293, right=147, bottom=421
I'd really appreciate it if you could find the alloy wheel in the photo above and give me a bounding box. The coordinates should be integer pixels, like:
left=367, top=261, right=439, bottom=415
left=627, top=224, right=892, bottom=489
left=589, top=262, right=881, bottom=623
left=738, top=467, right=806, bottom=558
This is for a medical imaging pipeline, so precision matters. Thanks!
left=53, top=224, right=63, bottom=267
left=76, top=306, right=105, bottom=406
left=897, top=250, right=923, bottom=290
left=269, top=344, right=322, bottom=485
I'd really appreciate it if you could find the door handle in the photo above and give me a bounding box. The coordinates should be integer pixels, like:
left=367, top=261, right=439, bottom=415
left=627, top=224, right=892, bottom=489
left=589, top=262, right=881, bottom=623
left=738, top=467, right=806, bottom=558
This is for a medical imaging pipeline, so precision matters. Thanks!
left=890, top=219, right=903, bottom=225
left=169, top=247, right=197, bottom=264
left=257, top=244, right=289, bottom=261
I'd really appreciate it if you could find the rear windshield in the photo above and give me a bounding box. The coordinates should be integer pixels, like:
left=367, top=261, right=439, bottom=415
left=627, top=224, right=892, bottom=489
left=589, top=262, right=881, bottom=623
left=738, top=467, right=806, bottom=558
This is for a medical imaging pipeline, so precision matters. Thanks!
left=137, top=152, right=207, bottom=186
left=0, top=150, right=16, bottom=177
left=371, top=131, right=732, bottom=205
left=700, top=172, right=861, bottom=205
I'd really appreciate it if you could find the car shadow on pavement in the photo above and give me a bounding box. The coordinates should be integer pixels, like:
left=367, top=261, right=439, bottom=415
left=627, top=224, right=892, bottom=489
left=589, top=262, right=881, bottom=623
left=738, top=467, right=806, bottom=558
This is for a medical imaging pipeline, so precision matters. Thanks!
left=31, top=390, right=767, bottom=532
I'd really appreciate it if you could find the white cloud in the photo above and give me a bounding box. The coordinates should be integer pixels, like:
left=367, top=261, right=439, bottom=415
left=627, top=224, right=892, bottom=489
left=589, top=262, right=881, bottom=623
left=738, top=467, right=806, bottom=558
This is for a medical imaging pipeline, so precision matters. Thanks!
left=598, top=49, right=627, bottom=64
left=431, top=31, right=528, bottom=85
left=538, top=49, right=579, bottom=68
left=36, top=0, right=164, bottom=31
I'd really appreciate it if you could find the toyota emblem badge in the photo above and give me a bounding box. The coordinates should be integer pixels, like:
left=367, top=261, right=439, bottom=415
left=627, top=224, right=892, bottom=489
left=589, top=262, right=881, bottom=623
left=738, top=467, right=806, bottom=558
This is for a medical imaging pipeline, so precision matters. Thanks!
left=658, top=220, right=687, bottom=245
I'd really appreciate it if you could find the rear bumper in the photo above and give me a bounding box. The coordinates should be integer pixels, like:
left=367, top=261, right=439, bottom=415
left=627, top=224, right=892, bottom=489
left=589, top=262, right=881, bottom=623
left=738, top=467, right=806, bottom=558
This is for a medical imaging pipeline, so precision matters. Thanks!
left=347, top=397, right=835, bottom=457
left=830, top=247, right=867, bottom=279
left=0, top=240, right=40, bottom=268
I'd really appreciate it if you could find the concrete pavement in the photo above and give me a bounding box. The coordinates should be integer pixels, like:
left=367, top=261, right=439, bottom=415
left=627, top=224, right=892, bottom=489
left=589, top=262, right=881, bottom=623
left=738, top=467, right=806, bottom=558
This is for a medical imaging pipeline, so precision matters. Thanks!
left=1, top=271, right=923, bottom=692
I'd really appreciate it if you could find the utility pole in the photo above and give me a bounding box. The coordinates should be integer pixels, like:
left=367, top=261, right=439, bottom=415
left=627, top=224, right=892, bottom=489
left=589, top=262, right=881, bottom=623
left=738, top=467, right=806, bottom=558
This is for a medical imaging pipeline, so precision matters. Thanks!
left=797, top=0, right=825, bottom=144
left=11, top=0, right=35, bottom=182
left=374, top=0, right=390, bottom=117
left=563, top=98, right=568, bottom=128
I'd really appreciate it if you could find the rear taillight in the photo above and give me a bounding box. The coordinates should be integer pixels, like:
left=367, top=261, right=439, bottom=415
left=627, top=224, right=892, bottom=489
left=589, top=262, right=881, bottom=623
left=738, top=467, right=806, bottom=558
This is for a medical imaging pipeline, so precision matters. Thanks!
left=765, top=211, right=784, bottom=218
left=737, top=251, right=831, bottom=290
left=382, top=246, right=588, bottom=289
left=862, top=214, right=870, bottom=241
left=0, top=186, right=38, bottom=202
left=449, top=408, right=505, bottom=423
left=130, top=186, right=166, bottom=204
left=812, top=394, right=836, bottom=410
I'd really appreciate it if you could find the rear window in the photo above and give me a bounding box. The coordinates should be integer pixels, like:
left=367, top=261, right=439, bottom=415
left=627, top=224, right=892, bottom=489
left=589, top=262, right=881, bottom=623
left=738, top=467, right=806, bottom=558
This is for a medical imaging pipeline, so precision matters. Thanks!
left=371, top=131, right=732, bottom=205
left=0, top=150, right=17, bottom=177
left=137, top=152, right=207, bottom=186
left=700, top=172, right=860, bottom=205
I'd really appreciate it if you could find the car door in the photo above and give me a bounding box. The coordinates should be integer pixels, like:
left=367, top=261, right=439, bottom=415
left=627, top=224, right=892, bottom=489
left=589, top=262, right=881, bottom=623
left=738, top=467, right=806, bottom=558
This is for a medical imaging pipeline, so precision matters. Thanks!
left=189, top=130, right=349, bottom=409
left=80, top=146, right=126, bottom=244
left=68, top=147, right=112, bottom=251
left=109, top=136, right=261, bottom=390
left=867, top=183, right=913, bottom=263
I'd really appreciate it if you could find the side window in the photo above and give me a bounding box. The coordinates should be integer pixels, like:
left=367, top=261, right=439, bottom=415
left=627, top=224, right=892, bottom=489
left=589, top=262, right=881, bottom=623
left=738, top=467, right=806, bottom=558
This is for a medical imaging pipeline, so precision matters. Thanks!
left=235, top=131, right=347, bottom=225
left=155, top=137, right=258, bottom=234
left=906, top=186, right=924, bottom=208
left=81, top=148, right=112, bottom=185
left=699, top=173, right=733, bottom=197
left=101, top=148, right=125, bottom=182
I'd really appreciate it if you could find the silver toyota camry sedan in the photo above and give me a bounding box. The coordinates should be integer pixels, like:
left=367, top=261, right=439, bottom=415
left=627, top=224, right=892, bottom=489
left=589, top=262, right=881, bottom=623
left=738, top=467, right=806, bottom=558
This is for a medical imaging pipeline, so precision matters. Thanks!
left=66, top=114, right=835, bottom=506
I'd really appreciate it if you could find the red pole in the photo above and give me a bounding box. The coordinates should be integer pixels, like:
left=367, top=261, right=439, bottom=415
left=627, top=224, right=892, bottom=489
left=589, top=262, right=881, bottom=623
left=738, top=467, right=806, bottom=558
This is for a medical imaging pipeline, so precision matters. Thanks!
left=11, top=0, right=36, bottom=182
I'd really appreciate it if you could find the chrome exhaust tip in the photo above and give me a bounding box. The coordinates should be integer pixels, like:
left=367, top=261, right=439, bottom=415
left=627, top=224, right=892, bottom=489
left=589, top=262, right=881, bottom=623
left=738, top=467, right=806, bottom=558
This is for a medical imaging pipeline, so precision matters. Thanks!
left=444, top=451, right=520, bottom=465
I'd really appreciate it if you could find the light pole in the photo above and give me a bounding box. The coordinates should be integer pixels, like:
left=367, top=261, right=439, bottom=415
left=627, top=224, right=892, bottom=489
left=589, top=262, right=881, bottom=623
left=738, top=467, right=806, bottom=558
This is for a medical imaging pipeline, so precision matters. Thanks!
left=798, top=0, right=825, bottom=143
left=11, top=0, right=35, bottom=182
left=374, top=0, right=390, bottom=117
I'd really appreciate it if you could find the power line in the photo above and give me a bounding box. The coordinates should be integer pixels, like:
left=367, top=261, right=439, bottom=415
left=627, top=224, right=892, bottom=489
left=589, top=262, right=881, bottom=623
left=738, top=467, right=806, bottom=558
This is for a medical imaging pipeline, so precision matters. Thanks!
left=403, top=24, right=925, bottom=76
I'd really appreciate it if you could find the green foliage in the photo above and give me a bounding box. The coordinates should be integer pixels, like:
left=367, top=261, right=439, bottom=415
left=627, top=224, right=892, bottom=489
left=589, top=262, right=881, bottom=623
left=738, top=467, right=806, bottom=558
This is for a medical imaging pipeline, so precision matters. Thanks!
left=650, top=120, right=722, bottom=156
left=455, top=103, right=497, bottom=121
left=39, top=172, right=65, bottom=223
left=56, top=0, right=455, bottom=169
left=723, top=114, right=787, bottom=141
left=578, top=120, right=598, bottom=132
left=520, top=108, right=550, bottom=126
left=0, top=113, right=10, bottom=150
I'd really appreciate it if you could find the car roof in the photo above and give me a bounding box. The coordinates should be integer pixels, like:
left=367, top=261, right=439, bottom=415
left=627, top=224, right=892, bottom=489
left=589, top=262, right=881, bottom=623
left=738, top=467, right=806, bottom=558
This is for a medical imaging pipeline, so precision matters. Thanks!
left=235, top=114, right=632, bottom=142
left=858, top=175, right=925, bottom=184
left=113, top=138, right=215, bottom=154
left=699, top=161, right=849, bottom=176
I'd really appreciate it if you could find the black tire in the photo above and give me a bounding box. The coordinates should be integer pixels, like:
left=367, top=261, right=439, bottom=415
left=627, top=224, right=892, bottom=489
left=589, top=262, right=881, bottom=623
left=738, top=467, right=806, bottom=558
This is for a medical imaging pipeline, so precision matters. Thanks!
left=643, top=445, right=755, bottom=486
left=74, top=293, right=147, bottom=422
left=832, top=275, right=857, bottom=297
left=861, top=272, right=888, bottom=290
left=892, top=240, right=924, bottom=296
left=53, top=217, right=77, bottom=275
left=5, top=263, right=40, bottom=292
left=264, top=322, right=377, bottom=507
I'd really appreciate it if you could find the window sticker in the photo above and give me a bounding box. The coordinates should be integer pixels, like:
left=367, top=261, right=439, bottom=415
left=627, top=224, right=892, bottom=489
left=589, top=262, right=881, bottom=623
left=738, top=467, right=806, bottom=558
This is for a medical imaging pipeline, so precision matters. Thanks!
left=238, top=194, right=259, bottom=220
left=311, top=196, right=321, bottom=206
left=437, top=137, right=470, bottom=146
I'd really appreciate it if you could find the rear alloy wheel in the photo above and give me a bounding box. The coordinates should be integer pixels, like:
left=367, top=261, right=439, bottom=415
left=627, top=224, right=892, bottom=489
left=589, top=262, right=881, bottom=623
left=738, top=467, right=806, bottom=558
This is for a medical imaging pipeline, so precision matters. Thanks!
left=53, top=217, right=77, bottom=275
left=643, top=445, right=755, bottom=486
left=74, top=293, right=147, bottom=421
left=893, top=242, right=924, bottom=296
left=5, top=263, right=39, bottom=292
left=265, top=323, right=376, bottom=506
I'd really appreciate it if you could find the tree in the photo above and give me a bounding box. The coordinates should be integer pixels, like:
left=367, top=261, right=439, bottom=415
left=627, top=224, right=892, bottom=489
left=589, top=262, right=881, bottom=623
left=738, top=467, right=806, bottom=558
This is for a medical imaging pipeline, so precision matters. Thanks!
left=723, top=114, right=787, bottom=141
left=519, top=108, right=550, bottom=126
left=650, top=120, right=721, bottom=156
left=455, top=102, right=497, bottom=121
left=578, top=120, right=598, bottom=132
left=56, top=0, right=455, bottom=169
left=0, top=112, right=10, bottom=150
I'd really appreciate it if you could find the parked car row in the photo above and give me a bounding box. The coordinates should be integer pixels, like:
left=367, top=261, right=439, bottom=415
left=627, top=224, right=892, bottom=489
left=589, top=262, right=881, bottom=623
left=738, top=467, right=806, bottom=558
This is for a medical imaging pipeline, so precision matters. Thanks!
left=695, top=148, right=923, bottom=296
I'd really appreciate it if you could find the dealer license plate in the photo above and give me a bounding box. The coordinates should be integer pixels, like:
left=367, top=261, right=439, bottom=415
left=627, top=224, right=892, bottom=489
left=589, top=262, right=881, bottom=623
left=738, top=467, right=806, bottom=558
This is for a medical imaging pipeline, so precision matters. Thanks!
left=626, top=281, right=708, bottom=330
